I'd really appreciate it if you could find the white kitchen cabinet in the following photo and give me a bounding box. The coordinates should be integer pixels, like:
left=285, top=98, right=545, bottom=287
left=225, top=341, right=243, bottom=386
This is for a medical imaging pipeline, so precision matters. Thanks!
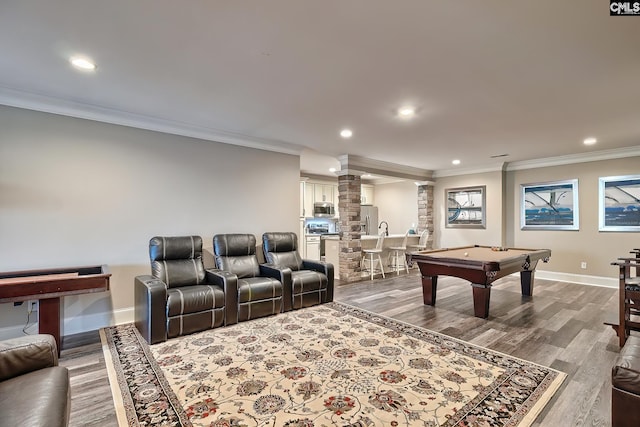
left=361, top=184, right=375, bottom=205
left=324, top=237, right=339, bottom=280
left=303, top=182, right=315, bottom=218
left=305, top=235, right=321, bottom=260
left=299, top=219, right=306, bottom=258
left=299, top=181, right=306, bottom=217
left=314, top=184, right=333, bottom=203
left=301, top=180, right=340, bottom=218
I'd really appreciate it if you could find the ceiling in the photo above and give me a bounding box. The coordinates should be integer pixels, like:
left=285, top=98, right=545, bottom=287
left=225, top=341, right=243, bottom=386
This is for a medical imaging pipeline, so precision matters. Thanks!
left=2, top=1, right=640, bottom=180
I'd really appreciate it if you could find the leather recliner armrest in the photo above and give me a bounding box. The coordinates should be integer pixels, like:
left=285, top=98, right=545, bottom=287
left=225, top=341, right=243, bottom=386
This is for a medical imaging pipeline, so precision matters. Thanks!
left=134, top=275, right=168, bottom=345
left=302, top=260, right=334, bottom=302
left=260, top=264, right=293, bottom=311
left=207, top=270, right=239, bottom=325
left=0, top=334, right=58, bottom=382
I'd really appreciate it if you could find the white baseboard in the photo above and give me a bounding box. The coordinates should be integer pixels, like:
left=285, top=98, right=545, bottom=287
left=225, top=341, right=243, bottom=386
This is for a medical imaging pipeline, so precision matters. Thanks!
left=63, top=307, right=135, bottom=336
left=535, top=270, right=617, bottom=288
left=0, top=307, right=134, bottom=341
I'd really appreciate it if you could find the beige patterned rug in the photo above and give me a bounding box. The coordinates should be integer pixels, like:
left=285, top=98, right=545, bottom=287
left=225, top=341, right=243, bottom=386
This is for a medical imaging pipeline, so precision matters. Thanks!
left=101, top=302, right=565, bottom=426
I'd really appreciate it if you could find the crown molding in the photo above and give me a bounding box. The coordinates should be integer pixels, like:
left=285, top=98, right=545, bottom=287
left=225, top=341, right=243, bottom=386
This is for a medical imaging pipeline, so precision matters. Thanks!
left=505, top=145, right=640, bottom=171
left=337, top=154, right=432, bottom=181
left=433, top=163, right=505, bottom=178
left=433, top=145, right=640, bottom=178
left=0, top=85, right=303, bottom=156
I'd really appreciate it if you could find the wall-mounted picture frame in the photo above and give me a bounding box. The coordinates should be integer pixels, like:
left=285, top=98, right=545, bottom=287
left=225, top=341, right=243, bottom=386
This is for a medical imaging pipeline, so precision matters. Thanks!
left=521, top=179, right=579, bottom=230
left=599, top=175, right=640, bottom=232
left=445, top=186, right=486, bottom=228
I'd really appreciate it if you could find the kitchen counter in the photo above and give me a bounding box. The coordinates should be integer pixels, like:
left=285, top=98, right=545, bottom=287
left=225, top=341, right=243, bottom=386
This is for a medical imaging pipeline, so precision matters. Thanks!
left=323, top=234, right=420, bottom=280
left=361, top=233, right=414, bottom=240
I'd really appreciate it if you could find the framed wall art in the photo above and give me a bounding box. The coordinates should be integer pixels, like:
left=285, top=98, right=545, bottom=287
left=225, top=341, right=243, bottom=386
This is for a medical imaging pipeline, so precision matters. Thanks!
left=599, top=175, right=640, bottom=232
left=521, top=179, right=579, bottom=230
left=445, top=186, right=486, bottom=228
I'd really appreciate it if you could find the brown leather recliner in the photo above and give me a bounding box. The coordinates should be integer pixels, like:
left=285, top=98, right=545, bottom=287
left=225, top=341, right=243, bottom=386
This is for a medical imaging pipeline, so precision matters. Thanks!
left=612, top=335, right=640, bottom=427
left=262, top=232, right=334, bottom=312
left=212, top=233, right=284, bottom=322
left=134, top=235, right=237, bottom=344
left=0, top=334, right=70, bottom=427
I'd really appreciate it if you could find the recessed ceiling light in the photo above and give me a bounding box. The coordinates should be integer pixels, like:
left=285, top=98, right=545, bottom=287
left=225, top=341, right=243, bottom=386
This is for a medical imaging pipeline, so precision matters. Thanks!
left=70, top=56, right=96, bottom=71
left=398, top=106, right=415, bottom=118
left=583, top=137, right=597, bottom=145
left=340, top=129, right=353, bottom=138
left=452, top=159, right=461, bottom=165
left=329, top=167, right=337, bottom=173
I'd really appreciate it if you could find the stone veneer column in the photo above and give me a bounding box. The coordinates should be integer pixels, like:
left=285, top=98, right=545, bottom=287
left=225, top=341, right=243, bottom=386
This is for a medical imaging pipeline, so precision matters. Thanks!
left=337, top=174, right=362, bottom=282
left=417, top=183, right=434, bottom=249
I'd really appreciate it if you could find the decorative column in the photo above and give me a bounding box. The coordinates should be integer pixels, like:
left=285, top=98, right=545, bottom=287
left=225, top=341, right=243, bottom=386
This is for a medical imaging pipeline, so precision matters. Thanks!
left=417, top=183, right=434, bottom=249
left=337, top=174, right=362, bottom=282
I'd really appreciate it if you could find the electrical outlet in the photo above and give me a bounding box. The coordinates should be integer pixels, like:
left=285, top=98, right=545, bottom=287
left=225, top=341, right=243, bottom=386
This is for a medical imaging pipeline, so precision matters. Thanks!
left=580, top=261, right=587, bottom=269
left=27, top=300, right=38, bottom=313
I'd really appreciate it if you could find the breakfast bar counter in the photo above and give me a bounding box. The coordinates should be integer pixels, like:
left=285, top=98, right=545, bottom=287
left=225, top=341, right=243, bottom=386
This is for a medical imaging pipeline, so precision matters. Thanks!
left=324, top=234, right=420, bottom=279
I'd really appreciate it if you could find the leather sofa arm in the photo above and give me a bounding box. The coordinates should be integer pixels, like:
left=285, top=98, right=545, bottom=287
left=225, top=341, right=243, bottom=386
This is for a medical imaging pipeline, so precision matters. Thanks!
left=206, top=270, right=239, bottom=326
left=260, top=264, right=293, bottom=312
left=0, top=334, right=58, bottom=381
left=134, top=275, right=168, bottom=345
left=302, top=260, right=334, bottom=302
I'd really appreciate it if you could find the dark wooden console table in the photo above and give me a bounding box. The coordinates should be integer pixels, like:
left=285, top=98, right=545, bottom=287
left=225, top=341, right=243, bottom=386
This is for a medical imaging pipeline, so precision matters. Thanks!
left=0, top=265, right=111, bottom=354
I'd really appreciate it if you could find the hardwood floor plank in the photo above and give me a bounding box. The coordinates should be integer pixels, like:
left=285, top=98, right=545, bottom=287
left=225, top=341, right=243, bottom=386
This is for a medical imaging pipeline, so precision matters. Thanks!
left=58, top=272, right=619, bottom=426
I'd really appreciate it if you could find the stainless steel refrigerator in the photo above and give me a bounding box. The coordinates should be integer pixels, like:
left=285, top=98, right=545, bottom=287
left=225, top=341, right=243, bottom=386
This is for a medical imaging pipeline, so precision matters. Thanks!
left=361, top=205, right=379, bottom=235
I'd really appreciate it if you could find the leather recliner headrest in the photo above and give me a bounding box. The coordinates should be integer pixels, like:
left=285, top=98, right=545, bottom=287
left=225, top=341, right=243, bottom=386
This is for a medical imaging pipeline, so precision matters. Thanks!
left=262, top=232, right=298, bottom=253
left=213, top=234, right=257, bottom=257
left=149, top=236, right=203, bottom=261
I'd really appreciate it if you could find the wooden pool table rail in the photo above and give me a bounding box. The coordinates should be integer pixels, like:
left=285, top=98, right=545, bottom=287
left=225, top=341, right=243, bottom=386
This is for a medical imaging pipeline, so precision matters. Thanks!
left=407, top=246, right=550, bottom=318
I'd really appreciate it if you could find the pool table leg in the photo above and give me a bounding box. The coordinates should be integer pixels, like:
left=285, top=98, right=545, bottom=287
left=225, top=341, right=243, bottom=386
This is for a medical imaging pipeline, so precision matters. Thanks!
left=471, top=284, right=491, bottom=318
left=520, top=270, right=535, bottom=296
left=421, top=275, right=438, bottom=305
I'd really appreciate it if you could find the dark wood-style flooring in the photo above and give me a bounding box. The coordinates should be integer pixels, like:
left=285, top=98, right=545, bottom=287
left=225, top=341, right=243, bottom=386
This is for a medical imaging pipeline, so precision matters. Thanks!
left=60, top=271, right=623, bottom=426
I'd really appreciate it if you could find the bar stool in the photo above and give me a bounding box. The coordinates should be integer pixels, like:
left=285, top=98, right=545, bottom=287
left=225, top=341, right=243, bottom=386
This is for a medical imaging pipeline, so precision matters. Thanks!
left=362, top=233, right=385, bottom=280
left=388, top=230, right=409, bottom=275
left=407, top=229, right=429, bottom=252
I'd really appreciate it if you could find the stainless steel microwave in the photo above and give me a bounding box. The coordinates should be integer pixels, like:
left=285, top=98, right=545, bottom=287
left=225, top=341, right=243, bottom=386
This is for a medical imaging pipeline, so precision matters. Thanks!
left=313, top=202, right=335, bottom=217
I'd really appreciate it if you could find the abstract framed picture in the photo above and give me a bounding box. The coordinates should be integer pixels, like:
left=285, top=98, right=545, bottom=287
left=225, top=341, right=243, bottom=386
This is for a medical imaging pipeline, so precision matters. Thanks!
left=599, top=175, right=640, bottom=232
left=445, top=186, right=486, bottom=228
left=521, top=179, right=579, bottom=230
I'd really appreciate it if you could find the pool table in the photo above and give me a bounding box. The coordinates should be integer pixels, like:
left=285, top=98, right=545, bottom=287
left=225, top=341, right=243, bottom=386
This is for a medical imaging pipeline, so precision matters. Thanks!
left=407, top=245, right=551, bottom=318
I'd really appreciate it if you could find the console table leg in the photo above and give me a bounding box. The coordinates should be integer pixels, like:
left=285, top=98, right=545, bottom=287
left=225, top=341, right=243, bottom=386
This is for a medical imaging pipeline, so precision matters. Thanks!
left=38, top=297, right=61, bottom=355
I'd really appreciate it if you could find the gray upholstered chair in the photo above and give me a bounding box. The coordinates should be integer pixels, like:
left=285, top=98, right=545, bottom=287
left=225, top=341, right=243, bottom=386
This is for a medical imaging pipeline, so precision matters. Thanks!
left=0, top=334, right=70, bottom=427
left=212, top=233, right=284, bottom=322
left=262, top=232, right=333, bottom=311
left=134, top=235, right=236, bottom=344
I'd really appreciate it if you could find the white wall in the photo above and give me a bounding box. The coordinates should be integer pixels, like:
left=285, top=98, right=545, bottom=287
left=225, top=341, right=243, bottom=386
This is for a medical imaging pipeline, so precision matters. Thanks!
left=431, top=158, right=640, bottom=286
left=506, top=157, right=640, bottom=279
left=375, top=181, right=419, bottom=234
left=434, top=171, right=504, bottom=248
left=0, top=106, right=300, bottom=338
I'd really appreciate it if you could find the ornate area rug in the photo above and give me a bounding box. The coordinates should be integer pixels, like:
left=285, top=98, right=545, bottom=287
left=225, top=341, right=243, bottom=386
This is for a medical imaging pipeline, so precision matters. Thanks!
left=101, top=302, right=565, bottom=426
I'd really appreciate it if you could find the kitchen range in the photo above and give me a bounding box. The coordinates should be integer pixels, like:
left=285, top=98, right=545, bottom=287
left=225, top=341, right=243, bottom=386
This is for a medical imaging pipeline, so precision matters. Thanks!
left=305, top=219, right=339, bottom=261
